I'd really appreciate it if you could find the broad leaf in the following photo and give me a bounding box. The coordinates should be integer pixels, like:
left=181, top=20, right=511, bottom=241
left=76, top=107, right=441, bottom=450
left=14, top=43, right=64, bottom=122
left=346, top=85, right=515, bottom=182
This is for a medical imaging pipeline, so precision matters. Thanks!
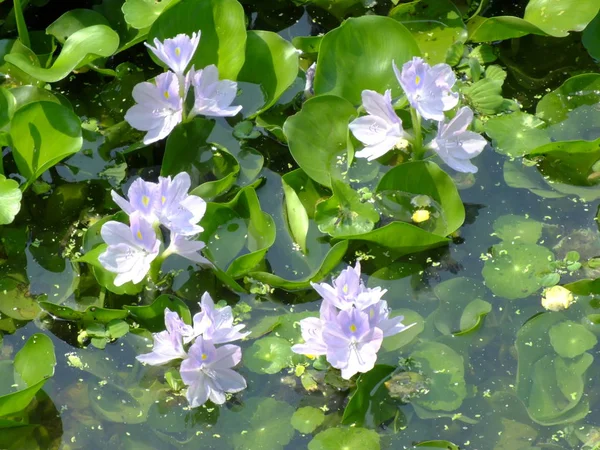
left=0, top=175, right=22, bottom=225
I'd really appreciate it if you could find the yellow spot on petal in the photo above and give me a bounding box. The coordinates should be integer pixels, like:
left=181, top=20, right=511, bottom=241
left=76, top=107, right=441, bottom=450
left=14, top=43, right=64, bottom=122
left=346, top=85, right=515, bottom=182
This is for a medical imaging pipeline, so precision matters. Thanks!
left=161, top=195, right=166, bottom=204
left=343, top=284, right=348, bottom=294
left=142, top=195, right=149, bottom=207
left=349, top=324, right=357, bottom=333
left=163, top=91, right=170, bottom=99
left=175, top=47, right=181, bottom=56
left=201, top=353, right=208, bottom=360
left=415, top=75, right=421, bottom=85
left=136, top=231, right=143, bottom=240
left=412, top=209, right=430, bottom=223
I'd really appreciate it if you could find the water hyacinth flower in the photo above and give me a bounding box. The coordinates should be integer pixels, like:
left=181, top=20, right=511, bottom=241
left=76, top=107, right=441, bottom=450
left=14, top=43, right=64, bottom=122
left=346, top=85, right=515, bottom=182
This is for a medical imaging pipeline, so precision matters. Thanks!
left=394, top=57, right=459, bottom=121
left=165, top=234, right=212, bottom=266
left=180, top=336, right=246, bottom=407
left=156, top=173, right=206, bottom=236
left=427, top=106, right=487, bottom=173
left=136, top=308, right=189, bottom=365
left=187, top=64, right=242, bottom=118
left=294, top=262, right=414, bottom=379
left=145, top=32, right=201, bottom=77
left=124, top=71, right=184, bottom=145
left=349, top=89, right=406, bottom=161
left=98, top=212, right=161, bottom=286
left=322, top=308, right=383, bottom=379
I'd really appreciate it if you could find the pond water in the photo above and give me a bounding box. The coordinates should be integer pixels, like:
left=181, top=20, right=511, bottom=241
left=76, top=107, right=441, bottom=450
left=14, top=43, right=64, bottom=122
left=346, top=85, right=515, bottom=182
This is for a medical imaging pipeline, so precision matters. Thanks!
left=2, top=0, right=600, bottom=449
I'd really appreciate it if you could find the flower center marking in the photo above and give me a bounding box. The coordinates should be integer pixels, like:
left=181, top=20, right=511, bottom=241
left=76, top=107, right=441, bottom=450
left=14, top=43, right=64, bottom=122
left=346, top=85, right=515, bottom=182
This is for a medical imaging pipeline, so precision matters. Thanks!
left=161, top=195, right=166, bottom=204
left=175, top=47, right=181, bottom=57
left=136, top=230, right=143, bottom=240
left=349, top=324, right=357, bottom=333
left=142, top=195, right=150, bottom=207
left=415, top=75, right=421, bottom=85
left=201, top=353, right=208, bottom=361
left=163, top=91, right=170, bottom=99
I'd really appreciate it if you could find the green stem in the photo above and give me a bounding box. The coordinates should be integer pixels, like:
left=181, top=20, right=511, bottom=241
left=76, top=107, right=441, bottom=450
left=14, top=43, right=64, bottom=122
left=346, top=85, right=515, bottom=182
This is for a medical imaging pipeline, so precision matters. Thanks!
left=410, top=107, right=424, bottom=160
left=13, top=0, right=30, bottom=49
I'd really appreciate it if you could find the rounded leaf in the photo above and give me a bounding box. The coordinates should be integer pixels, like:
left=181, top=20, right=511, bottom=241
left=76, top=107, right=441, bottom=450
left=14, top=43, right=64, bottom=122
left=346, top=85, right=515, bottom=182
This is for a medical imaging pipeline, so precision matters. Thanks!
left=0, top=175, right=22, bottom=225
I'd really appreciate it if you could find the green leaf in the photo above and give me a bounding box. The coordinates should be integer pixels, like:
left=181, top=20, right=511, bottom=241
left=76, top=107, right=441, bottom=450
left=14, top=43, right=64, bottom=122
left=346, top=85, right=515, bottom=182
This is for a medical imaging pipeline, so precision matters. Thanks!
left=291, top=406, right=325, bottom=434
left=390, top=0, right=467, bottom=65
left=467, top=15, right=546, bottom=42
left=125, top=294, right=192, bottom=332
left=462, top=78, right=504, bottom=115
left=122, top=0, right=176, bottom=30
left=315, top=180, right=379, bottom=237
left=0, top=379, right=46, bottom=418
left=342, top=365, right=395, bottom=426
left=536, top=73, right=600, bottom=124
left=524, top=0, right=600, bottom=37
left=0, top=87, right=16, bottom=129
left=482, top=242, right=554, bottom=300
left=414, top=440, right=460, bottom=450
left=376, top=161, right=465, bottom=236
left=9, top=101, right=82, bottom=185
left=516, top=313, right=593, bottom=425
left=492, top=214, right=543, bottom=244
left=549, top=321, right=597, bottom=358
left=13, top=333, right=55, bottom=388
left=0, top=277, right=41, bottom=320
left=381, top=309, right=424, bottom=351
left=46, top=9, right=110, bottom=44
left=162, top=119, right=239, bottom=200
left=243, top=336, right=294, bottom=374
left=13, top=0, right=30, bottom=49
left=237, top=30, right=299, bottom=116
left=148, top=0, right=246, bottom=80
left=106, top=319, right=130, bottom=339
left=38, top=302, right=128, bottom=324
left=5, top=25, right=119, bottom=82
left=410, top=341, right=466, bottom=411
left=201, top=186, right=276, bottom=278
left=314, top=15, right=420, bottom=104
left=484, top=111, right=550, bottom=157
left=583, top=11, right=600, bottom=60
left=284, top=95, right=356, bottom=188
left=0, top=175, right=22, bottom=225
left=308, top=427, right=380, bottom=450
left=248, top=240, right=349, bottom=290
left=457, top=299, right=492, bottom=335
left=282, top=178, right=309, bottom=253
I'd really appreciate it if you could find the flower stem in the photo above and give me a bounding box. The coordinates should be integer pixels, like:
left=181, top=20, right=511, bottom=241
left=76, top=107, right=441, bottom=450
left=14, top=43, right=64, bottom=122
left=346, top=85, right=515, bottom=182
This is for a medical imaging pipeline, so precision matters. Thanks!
left=410, top=107, right=424, bottom=160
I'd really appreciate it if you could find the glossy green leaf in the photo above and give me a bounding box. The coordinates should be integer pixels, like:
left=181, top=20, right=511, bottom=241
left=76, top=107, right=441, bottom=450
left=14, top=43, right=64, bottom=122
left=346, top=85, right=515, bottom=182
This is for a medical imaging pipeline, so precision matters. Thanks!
left=243, top=336, right=294, bottom=374
left=10, top=86, right=66, bottom=110
left=46, top=9, right=110, bottom=43
left=314, top=16, right=420, bottom=104
left=122, top=0, right=176, bottom=30
left=536, top=74, right=600, bottom=124
left=482, top=242, right=554, bottom=299
left=493, top=214, right=543, bottom=244
left=13, top=0, right=30, bottom=48
left=284, top=95, right=356, bottom=188
left=308, top=427, right=380, bottom=450
left=163, top=119, right=239, bottom=200
left=237, top=30, right=299, bottom=116
left=342, top=365, right=395, bottom=426
left=248, top=240, right=349, bottom=290
left=516, top=313, right=593, bottom=425
left=125, top=294, right=192, bottom=332
left=291, top=406, right=325, bottom=434
left=282, top=178, right=309, bottom=253
left=462, top=78, right=504, bottom=115
left=0, top=87, right=16, bottom=129
left=381, top=309, right=424, bottom=352
left=9, top=101, right=82, bottom=185
left=315, top=180, right=379, bottom=237
left=390, top=0, right=467, bottom=64
left=148, top=0, right=246, bottom=80
left=484, top=112, right=550, bottom=157
left=549, top=321, right=597, bottom=358
left=468, top=15, right=546, bottom=42
left=583, top=12, right=600, bottom=60
left=0, top=175, right=21, bottom=225
left=410, top=341, right=466, bottom=411
left=201, top=186, right=275, bottom=278
left=377, top=161, right=465, bottom=236
left=0, top=277, right=41, bottom=320
left=38, top=302, right=128, bottom=324
left=5, top=25, right=119, bottom=82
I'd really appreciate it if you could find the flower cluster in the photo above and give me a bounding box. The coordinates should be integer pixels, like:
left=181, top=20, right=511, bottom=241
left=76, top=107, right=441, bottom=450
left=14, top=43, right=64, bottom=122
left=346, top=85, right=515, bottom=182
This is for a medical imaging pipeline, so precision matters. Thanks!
left=125, top=32, right=242, bottom=145
left=99, top=172, right=210, bottom=286
left=292, top=262, right=414, bottom=379
left=137, top=293, right=249, bottom=407
left=349, top=57, right=487, bottom=173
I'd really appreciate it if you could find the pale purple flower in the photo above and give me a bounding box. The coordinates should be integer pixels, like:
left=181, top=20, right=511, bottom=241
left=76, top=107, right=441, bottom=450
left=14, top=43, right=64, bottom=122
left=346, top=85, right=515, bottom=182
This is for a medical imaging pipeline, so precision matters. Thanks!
left=136, top=308, right=189, bottom=365
left=98, top=212, right=161, bottom=286
left=349, top=90, right=405, bottom=161
left=304, top=62, right=316, bottom=99
left=184, top=292, right=249, bottom=345
left=179, top=336, right=246, bottom=407
left=291, top=317, right=327, bottom=356
left=111, top=178, right=159, bottom=222
left=364, top=301, right=414, bottom=338
left=322, top=308, right=383, bottom=379
left=311, top=262, right=383, bottom=311
left=394, top=57, right=459, bottom=121
left=187, top=65, right=242, bottom=118
left=427, top=106, right=487, bottom=173
left=165, top=234, right=212, bottom=266
left=145, top=32, right=201, bottom=76
left=156, top=173, right=206, bottom=236
left=125, top=71, right=183, bottom=145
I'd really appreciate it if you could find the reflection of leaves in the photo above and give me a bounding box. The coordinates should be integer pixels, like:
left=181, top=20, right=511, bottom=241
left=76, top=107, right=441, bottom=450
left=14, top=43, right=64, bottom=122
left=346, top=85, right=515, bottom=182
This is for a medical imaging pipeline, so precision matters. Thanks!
left=493, top=214, right=543, bottom=244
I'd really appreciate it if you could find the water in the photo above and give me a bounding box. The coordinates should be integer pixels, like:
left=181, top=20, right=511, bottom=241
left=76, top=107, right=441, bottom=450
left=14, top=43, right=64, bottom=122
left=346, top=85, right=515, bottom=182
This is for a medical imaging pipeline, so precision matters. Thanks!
left=3, top=0, right=600, bottom=449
